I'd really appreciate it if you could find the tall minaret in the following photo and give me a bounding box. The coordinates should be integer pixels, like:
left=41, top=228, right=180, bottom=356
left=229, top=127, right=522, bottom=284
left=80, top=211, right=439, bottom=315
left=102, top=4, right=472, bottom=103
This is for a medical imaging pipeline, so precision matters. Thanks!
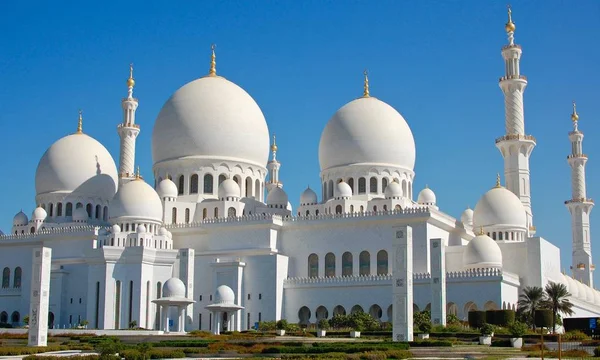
left=495, top=6, right=536, bottom=235
left=266, top=134, right=283, bottom=193
left=565, top=102, right=595, bottom=286
left=117, top=64, right=140, bottom=183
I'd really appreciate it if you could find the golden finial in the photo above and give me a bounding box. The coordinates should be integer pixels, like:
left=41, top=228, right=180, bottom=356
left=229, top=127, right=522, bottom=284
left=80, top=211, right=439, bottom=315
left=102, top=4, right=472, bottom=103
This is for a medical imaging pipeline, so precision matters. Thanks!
left=478, top=226, right=485, bottom=236
left=271, top=134, right=278, bottom=152
left=127, top=63, right=135, bottom=88
left=495, top=173, right=502, bottom=188
left=208, top=44, right=217, bottom=77
left=135, top=166, right=141, bottom=180
left=363, top=69, right=370, bottom=98
left=505, top=5, right=516, bottom=33
left=76, top=109, right=83, bottom=134
left=571, top=101, right=579, bottom=122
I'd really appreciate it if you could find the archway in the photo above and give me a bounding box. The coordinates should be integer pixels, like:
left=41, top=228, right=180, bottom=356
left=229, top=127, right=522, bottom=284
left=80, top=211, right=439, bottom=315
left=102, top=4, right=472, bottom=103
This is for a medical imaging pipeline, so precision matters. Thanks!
left=387, top=305, right=393, bottom=322
left=447, top=302, right=458, bottom=316
left=0, top=311, right=7, bottom=323
left=463, top=301, right=478, bottom=320
left=11, top=311, right=20, bottom=325
left=369, top=304, right=383, bottom=321
left=298, top=306, right=311, bottom=325
left=316, top=306, right=328, bottom=320
left=333, top=305, right=346, bottom=316
left=351, top=305, right=363, bottom=314
left=48, top=312, right=55, bottom=329
left=484, top=301, right=498, bottom=311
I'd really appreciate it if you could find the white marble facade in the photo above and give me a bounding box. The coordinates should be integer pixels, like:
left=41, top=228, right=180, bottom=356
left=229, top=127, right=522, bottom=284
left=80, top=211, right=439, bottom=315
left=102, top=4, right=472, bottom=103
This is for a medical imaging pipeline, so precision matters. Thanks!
left=0, top=11, right=599, bottom=333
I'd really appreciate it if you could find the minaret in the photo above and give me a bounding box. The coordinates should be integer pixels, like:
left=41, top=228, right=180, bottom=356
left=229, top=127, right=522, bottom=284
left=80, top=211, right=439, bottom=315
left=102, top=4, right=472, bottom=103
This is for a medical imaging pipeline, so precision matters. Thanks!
left=117, top=64, right=140, bottom=183
left=565, top=102, right=594, bottom=286
left=495, top=5, right=536, bottom=235
left=266, top=134, right=282, bottom=193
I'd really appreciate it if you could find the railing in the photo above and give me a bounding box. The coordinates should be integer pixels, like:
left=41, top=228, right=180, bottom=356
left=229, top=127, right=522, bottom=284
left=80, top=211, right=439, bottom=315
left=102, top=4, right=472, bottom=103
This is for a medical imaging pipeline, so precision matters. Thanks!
left=502, top=44, right=522, bottom=50
left=567, top=154, right=587, bottom=159
left=565, top=198, right=594, bottom=205
left=0, top=225, right=100, bottom=241
left=495, top=134, right=536, bottom=143
left=499, top=74, right=527, bottom=82
left=0, top=287, right=22, bottom=295
left=117, top=123, right=140, bottom=129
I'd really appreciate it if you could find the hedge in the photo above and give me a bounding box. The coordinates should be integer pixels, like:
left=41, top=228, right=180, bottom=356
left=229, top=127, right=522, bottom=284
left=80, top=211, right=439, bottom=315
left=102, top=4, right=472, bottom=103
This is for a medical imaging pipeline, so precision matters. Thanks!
left=120, top=349, right=186, bottom=360
left=408, top=340, right=452, bottom=347
left=468, top=311, right=486, bottom=328
left=154, top=340, right=214, bottom=347
left=534, top=309, right=553, bottom=328
left=262, top=343, right=410, bottom=354
left=485, top=310, right=515, bottom=326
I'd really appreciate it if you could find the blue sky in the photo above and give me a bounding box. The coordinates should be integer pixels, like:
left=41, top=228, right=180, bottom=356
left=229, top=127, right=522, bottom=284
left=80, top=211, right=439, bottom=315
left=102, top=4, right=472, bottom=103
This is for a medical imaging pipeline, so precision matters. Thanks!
left=0, top=1, right=599, bottom=282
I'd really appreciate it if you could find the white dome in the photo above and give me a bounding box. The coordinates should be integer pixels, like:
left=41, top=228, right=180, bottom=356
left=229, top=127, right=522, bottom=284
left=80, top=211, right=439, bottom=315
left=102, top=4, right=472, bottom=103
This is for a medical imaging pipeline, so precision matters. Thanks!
left=335, top=181, right=353, bottom=199
left=136, top=224, right=146, bottom=233
left=417, top=186, right=436, bottom=205
left=463, top=233, right=503, bottom=269
left=109, top=178, right=163, bottom=222
left=111, top=224, right=121, bottom=233
left=152, top=76, right=270, bottom=167
left=577, top=282, right=586, bottom=301
left=13, top=211, right=28, bottom=226
left=267, top=187, right=288, bottom=206
left=384, top=181, right=402, bottom=199
left=159, top=227, right=168, bottom=236
left=300, top=187, right=318, bottom=205
left=157, top=178, right=178, bottom=198
left=218, top=179, right=240, bottom=200
left=595, top=290, right=600, bottom=305
left=214, top=285, right=235, bottom=304
left=461, top=207, right=474, bottom=226
left=35, top=133, right=118, bottom=200
left=72, top=207, right=88, bottom=222
left=163, top=278, right=186, bottom=298
left=31, top=207, right=47, bottom=221
left=319, top=97, right=415, bottom=172
left=585, top=284, right=595, bottom=303
left=566, top=276, right=579, bottom=297
left=167, top=231, right=172, bottom=239
left=473, top=186, right=527, bottom=229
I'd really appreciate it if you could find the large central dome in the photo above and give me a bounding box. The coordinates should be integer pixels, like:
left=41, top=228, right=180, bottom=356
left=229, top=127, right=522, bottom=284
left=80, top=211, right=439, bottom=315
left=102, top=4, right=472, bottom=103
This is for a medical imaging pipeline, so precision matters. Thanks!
left=319, top=97, right=416, bottom=172
left=152, top=76, right=270, bottom=167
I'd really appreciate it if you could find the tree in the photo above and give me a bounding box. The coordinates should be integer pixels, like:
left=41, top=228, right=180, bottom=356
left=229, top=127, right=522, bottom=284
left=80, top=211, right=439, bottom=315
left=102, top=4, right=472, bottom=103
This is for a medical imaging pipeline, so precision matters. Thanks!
left=137, top=342, right=152, bottom=360
left=543, top=282, right=574, bottom=334
left=517, top=286, right=544, bottom=330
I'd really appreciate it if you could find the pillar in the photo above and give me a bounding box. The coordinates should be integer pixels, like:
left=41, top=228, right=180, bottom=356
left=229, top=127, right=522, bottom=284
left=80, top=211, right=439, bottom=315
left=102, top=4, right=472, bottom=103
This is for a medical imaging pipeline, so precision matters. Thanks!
left=392, top=225, right=413, bottom=341
left=28, top=247, right=52, bottom=346
left=430, top=238, right=446, bottom=326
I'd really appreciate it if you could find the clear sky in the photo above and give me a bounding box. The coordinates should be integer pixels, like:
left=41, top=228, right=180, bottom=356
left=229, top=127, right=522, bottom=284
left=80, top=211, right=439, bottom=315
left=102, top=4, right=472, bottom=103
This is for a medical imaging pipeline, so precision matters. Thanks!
left=0, top=1, right=599, bottom=283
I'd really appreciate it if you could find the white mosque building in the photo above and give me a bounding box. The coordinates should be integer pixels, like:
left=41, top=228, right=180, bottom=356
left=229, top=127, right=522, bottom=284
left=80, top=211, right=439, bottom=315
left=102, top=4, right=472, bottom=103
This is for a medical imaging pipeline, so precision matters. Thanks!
left=0, top=9, right=598, bottom=333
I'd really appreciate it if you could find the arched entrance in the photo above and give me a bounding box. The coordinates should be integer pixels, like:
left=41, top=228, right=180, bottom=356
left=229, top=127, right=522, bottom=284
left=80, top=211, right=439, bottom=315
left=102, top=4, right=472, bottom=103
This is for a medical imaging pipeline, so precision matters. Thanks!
left=48, top=312, right=55, bottom=329
left=221, top=312, right=228, bottom=331
left=298, top=306, right=311, bottom=325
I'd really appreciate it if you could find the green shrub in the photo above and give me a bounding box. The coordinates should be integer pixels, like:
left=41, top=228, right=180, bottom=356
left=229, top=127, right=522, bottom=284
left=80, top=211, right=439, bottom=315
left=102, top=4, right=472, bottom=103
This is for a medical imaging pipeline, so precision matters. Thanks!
left=562, top=330, right=589, bottom=341
left=468, top=311, right=486, bottom=328
left=409, top=340, right=452, bottom=347
left=24, top=357, right=104, bottom=360
left=594, top=346, right=600, bottom=357
left=491, top=339, right=512, bottom=347
left=148, top=349, right=185, bottom=359
left=258, top=320, right=277, bottom=331
left=486, top=310, right=515, bottom=326
left=154, top=340, right=213, bottom=347
left=480, top=323, right=495, bottom=336
left=446, top=314, right=460, bottom=325
left=508, top=321, right=528, bottom=337
left=413, top=311, right=430, bottom=332
left=418, top=321, right=432, bottom=334
left=318, top=318, right=330, bottom=330
left=277, top=319, right=289, bottom=330
left=534, top=309, right=552, bottom=328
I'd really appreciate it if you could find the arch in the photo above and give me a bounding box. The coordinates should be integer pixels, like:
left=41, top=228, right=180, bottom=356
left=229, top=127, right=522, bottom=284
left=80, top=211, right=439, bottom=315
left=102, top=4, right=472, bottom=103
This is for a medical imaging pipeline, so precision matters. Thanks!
left=369, top=304, right=383, bottom=320
left=347, top=178, right=354, bottom=193
left=402, top=180, right=407, bottom=197
left=382, top=178, right=388, bottom=193
left=342, top=252, right=353, bottom=276
left=255, top=179, right=261, bottom=200
left=316, top=306, right=328, bottom=320
left=11, top=311, right=19, bottom=324
left=335, top=205, right=342, bottom=214
left=228, top=207, right=236, bottom=218
left=447, top=302, right=458, bottom=316
left=171, top=208, right=177, bottom=224
left=413, top=304, right=420, bottom=313
left=218, top=174, right=227, bottom=186
left=177, top=175, right=185, bottom=195
left=358, top=177, right=366, bottom=194
left=190, top=174, right=199, bottom=194
left=370, top=177, right=377, bottom=193
left=245, top=177, right=253, bottom=197
left=325, top=252, right=335, bottom=277
left=424, top=303, right=431, bottom=312
left=464, top=301, right=478, bottom=318
left=2, top=267, right=9, bottom=288
left=214, top=207, right=219, bottom=218
left=57, top=202, right=63, bottom=216
left=359, top=250, right=370, bottom=276
left=387, top=305, right=393, bottom=322
left=351, top=305, right=364, bottom=314
left=95, top=204, right=101, bottom=219
left=333, top=305, right=346, bottom=316
left=377, top=250, right=388, bottom=275
left=0, top=311, right=7, bottom=324
left=298, top=306, right=311, bottom=325
left=308, top=253, right=318, bottom=278
left=322, top=182, right=327, bottom=201
left=66, top=202, right=73, bottom=216
left=202, top=208, right=208, bottom=220
left=86, top=203, right=92, bottom=217
left=185, top=208, right=190, bottom=223
left=395, top=204, right=401, bottom=211
left=359, top=205, right=364, bottom=213
left=48, top=312, right=55, bottom=329
left=76, top=202, right=83, bottom=209
left=30, top=226, right=35, bottom=234
left=328, top=180, right=334, bottom=199
left=350, top=205, right=354, bottom=213
left=203, top=174, right=214, bottom=194
left=103, top=206, right=108, bottom=221
left=13, top=267, right=21, bottom=288
left=484, top=301, right=499, bottom=311
left=233, top=175, right=241, bottom=186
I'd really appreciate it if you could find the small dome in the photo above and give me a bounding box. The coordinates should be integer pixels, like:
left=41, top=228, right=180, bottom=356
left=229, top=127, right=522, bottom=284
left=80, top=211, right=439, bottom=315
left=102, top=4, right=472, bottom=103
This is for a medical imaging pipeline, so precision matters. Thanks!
left=111, top=224, right=121, bottom=233
left=157, top=178, right=178, bottom=199
left=167, top=230, right=173, bottom=239
left=417, top=186, right=436, bottom=205
left=137, top=224, right=146, bottom=233
left=463, top=233, right=503, bottom=269
left=461, top=207, right=474, bottom=227
left=163, top=278, right=186, bottom=298
left=110, top=178, right=163, bottom=222
left=300, top=187, right=318, bottom=205
left=72, top=207, right=88, bottom=222
left=214, top=285, right=235, bottom=304
left=473, top=186, right=527, bottom=230
left=335, top=181, right=352, bottom=199
left=158, top=227, right=168, bottom=236
left=31, top=207, right=47, bottom=221
left=267, top=187, right=288, bottom=206
left=218, top=179, right=240, bottom=200
left=13, top=211, right=29, bottom=226
left=384, top=181, right=402, bottom=199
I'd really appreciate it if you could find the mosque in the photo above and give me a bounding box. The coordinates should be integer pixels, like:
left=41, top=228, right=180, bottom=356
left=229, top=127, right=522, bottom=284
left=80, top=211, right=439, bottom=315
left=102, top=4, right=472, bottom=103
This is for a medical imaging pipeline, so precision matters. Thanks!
left=0, top=8, right=598, bottom=333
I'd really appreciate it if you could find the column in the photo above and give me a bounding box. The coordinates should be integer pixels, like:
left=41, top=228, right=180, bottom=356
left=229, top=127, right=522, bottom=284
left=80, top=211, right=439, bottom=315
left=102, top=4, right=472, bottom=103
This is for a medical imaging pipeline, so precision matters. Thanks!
left=392, top=226, right=413, bottom=342
left=430, top=238, right=446, bottom=326
left=28, top=247, right=52, bottom=346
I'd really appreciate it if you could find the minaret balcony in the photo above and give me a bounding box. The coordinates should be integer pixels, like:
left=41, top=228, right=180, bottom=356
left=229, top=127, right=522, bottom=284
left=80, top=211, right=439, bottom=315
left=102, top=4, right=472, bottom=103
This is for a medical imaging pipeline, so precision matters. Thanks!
left=567, top=154, right=587, bottom=159
left=121, top=97, right=139, bottom=103
left=499, top=75, right=527, bottom=82
left=564, top=198, right=594, bottom=205
left=502, top=44, right=522, bottom=51
left=117, top=123, right=140, bottom=129
left=495, top=134, right=536, bottom=144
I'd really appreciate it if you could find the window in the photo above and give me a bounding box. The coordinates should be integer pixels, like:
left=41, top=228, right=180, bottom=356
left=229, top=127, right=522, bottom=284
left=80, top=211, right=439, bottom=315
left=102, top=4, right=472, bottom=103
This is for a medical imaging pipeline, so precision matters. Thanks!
left=185, top=208, right=190, bottom=223
left=228, top=207, right=236, bottom=218
left=95, top=205, right=101, bottom=219
left=358, top=178, right=366, bottom=194
left=13, top=267, right=21, bottom=288
left=325, top=253, right=335, bottom=277
left=66, top=203, right=73, bottom=216
left=218, top=174, right=226, bottom=185
left=258, top=312, right=262, bottom=322
left=377, top=250, right=388, bottom=275
left=49, top=203, right=54, bottom=217
left=199, top=313, right=202, bottom=330
left=202, top=208, right=207, bottom=220
left=71, top=298, right=73, bottom=304
left=308, top=253, right=318, bottom=278
left=2, top=267, right=9, bottom=288
left=115, top=281, right=122, bottom=329
left=248, top=294, right=251, bottom=300
left=370, top=177, right=377, bottom=193
left=103, top=206, right=108, bottom=221
left=382, top=178, right=388, bottom=193
left=342, top=252, right=353, bottom=276
left=247, top=313, right=250, bottom=330
left=86, top=203, right=92, bottom=217
left=259, top=294, right=262, bottom=300
left=190, top=174, right=199, bottom=194
left=210, top=295, right=212, bottom=301
left=79, top=298, right=82, bottom=304
left=57, top=203, right=63, bottom=216
left=203, top=174, right=214, bottom=194
left=214, top=208, right=219, bottom=218
left=348, top=178, right=354, bottom=193
left=171, top=208, right=177, bottom=224
left=178, top=175, right=184, bottom=195
left=335, top=205, right=342, bottom=214
left=359, top=251, right=370, bottom=276
left=199, top=295, right=202, bottom=301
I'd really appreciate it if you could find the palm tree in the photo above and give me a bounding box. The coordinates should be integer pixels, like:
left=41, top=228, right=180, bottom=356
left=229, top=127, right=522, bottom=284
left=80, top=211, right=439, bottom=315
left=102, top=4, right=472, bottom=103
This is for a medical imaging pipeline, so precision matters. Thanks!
left=517, top=286, right=544, bottom=330
left=544, top=282, right=574, bottom=334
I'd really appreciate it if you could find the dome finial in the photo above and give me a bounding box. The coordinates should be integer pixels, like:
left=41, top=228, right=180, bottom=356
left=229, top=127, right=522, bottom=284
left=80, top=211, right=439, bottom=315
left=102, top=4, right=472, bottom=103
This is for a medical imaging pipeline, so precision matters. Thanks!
left=571, top=100, right=579, bottom=122
left=76, top=109, right=83, bottom=134
left=208, top=44, right=217, bottom=77
left=495, top=173, right=502, bottom=188
left=363, top=69, right=370, bottom=98
left=135, top=166, right=142, bottom=180
left=478, top=226, right=485, bottom=236
left=127, top=63, right=135, bottom=89
left=271, top=133, right=278, bottom=153
left=505, top=4, right=516, bottom=33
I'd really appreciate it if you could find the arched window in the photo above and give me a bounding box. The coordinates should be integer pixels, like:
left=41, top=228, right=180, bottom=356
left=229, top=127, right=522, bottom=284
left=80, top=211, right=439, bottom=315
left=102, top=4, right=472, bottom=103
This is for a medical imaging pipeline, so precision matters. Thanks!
left=11, top=311, right=19, bottom=324
left=369, top=304, right=383, bottom=320
left=359, top=251, right=370, bottom=276
left=13, top=267, right=21, bottom=288
left=76, top=202, right=83, bottom=209
left=351, top=305, right=364, bottom=314
left=358, top=178, right=366, bottom=194
left=171, top=208, right=177, bottom=224
left=203, top=174, right=214, bottom=194
left=115, top=281, right=121, bottom=329
left=308, top=253, right=318, bottom=278
left=333, top=305, right=346, bottom=316
left=316, top=306, right=329, bottom=320
left=370, top=177, right=377, bottom=193
left=322, top=182, right=327, bottom=201
left=245, top=177, right=253, bottom=197
left=342, top=252, right=353, bottom=276
left=377, top=250, right=388, bottom=275
left=298, top=306, right=311, bottom=325
left=185, top=208, right=190, bottom=223
left=190, top=174, right=199, bottom=194
left=328, top=180, right=334, bottom=199
left=2, top=267, right=9, bottom=288
left=95, top=205, right=101, bottom=219
left=103, top=206, right=108, bottom=221
left=178, top=175, right=184, bottom=195
left=202, top=208, right=207, bottom=220
left=214, top=207, right=219, bottom=218
left=86, top=203, right=92, bottom=217
left=325, top=253, right=335, bottom=277
left=65, top=203, right=73, bottom=216
left=0, top=311, right=7, bottom=323
left=218, top=174, right=227, bottom=185
left=347, top=178, right=354, bottom=193
left=382, top=178, right=388, bottom=193
left=335, top=205, right=342, bottom=214
left=228, top=207, right=236, bottom=218
left=359, top=205, right=364, bottom=213
left=30, top=227, right=35, bottom=234
left=49, top=203, right=54, bottom=217
left=350, top=205, right=354, bottom=213
left=57, top=203, right=63, bottom=216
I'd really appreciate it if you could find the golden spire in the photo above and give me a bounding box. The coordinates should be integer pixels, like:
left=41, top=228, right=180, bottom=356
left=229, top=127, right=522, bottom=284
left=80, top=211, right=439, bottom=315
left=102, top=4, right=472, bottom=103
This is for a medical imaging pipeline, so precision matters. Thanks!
left=271, top=134, right=278, bottom=152
left=127, top=63, right=135, bottom=88
left=76, top=109, right=83, bottom=134
left=478, top=226, right=485, bottom=236
left=135, top=166, right=142, bottom=180
left=571, top=100, right=579, bottom=122
left=208, top=44, right=217, bottom=77
left=495, top=173, right=502, bottom=188
left=505, top=4, right=516, bottom=33
left=363, top=69, right=370, bottom=98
